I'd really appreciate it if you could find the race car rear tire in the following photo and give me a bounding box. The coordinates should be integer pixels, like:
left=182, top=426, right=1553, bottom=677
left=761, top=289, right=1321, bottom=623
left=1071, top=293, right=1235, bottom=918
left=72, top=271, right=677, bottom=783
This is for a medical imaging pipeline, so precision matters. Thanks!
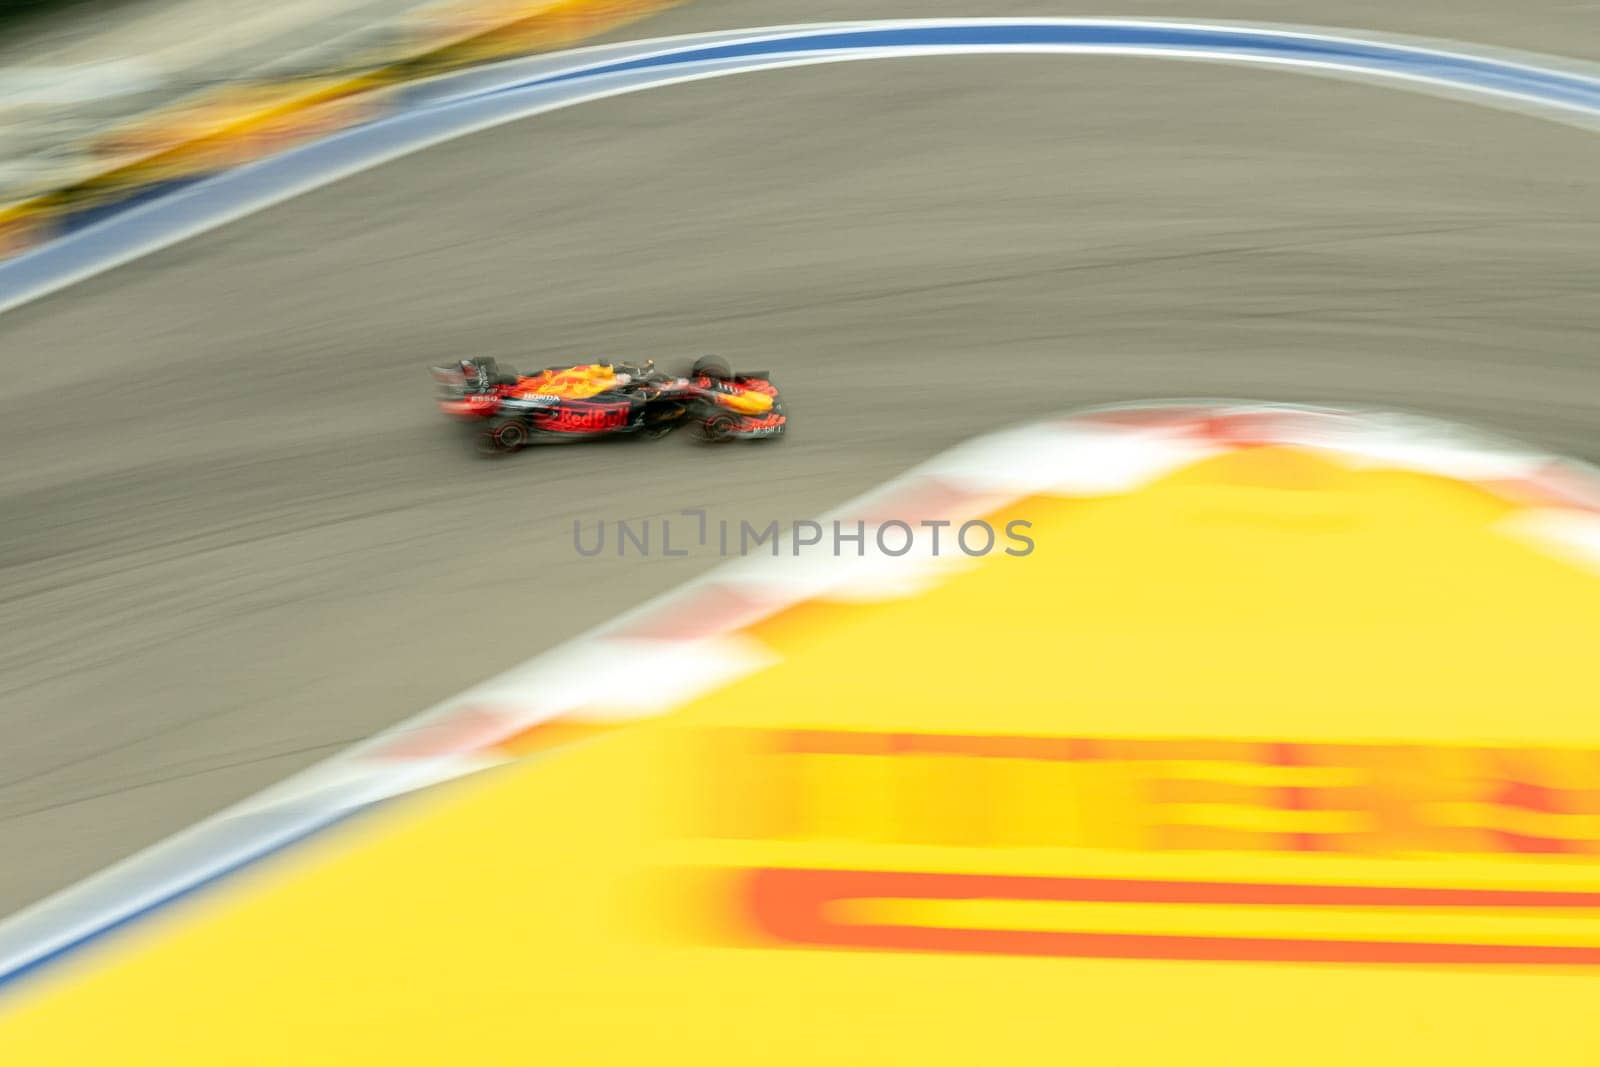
left=692, top=355, right=732, bottom=381
left=477, top=416, right=529, bottom=455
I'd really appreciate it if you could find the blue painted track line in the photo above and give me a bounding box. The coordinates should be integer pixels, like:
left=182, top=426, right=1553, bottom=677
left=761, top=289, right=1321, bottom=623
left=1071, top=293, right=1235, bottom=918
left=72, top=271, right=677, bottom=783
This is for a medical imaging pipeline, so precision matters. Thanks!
left=508, top=23, right=1600, bottom=111
left=3, top=21, right=1600, bottom=316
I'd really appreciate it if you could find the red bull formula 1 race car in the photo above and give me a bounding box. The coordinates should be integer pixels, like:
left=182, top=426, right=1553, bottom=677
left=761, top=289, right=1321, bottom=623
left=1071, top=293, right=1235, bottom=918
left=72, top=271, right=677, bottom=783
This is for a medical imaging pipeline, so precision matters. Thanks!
left=431, top=355, right=786, bottom=455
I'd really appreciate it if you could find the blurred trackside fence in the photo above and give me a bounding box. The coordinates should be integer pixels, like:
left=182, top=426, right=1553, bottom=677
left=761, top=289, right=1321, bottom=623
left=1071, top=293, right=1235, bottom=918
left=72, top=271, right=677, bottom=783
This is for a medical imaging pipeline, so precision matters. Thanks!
left=0, top=0, right=682, bottom=259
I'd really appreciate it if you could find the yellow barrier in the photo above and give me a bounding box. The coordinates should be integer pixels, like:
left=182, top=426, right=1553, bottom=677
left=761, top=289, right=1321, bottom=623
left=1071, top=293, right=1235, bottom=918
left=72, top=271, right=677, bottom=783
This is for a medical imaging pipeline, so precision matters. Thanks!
left=0, top=0, right=682, bottom=254
left=0, top=202, right=57, bottom=258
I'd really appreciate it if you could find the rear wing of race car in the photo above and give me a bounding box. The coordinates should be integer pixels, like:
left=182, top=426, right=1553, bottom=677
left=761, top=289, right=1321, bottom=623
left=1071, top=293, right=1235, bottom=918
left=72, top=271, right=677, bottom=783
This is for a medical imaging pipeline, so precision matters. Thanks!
left=431, top=358, right=517, bottom=395
left=430, top=364, right=470, bottom=397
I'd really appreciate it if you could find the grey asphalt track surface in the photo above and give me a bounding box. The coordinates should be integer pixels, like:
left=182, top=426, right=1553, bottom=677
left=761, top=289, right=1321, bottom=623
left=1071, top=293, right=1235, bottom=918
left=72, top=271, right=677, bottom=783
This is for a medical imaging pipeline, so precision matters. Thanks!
left=2, top=1, right=1598, bottom=918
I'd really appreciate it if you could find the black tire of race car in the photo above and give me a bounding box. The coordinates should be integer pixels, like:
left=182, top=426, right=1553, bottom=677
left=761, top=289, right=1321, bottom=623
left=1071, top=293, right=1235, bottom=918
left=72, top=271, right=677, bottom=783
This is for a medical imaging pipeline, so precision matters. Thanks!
left=698, top=412, right=739, bottom=443
left=479, top=416, right=529, bottom=455
left=691, top=355, right=732, bottom=380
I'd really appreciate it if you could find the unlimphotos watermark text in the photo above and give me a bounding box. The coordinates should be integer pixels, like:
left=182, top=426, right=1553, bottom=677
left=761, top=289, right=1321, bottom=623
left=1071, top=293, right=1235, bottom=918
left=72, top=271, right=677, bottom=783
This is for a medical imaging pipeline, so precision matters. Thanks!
left=573, top=509, right=1034, bottom=558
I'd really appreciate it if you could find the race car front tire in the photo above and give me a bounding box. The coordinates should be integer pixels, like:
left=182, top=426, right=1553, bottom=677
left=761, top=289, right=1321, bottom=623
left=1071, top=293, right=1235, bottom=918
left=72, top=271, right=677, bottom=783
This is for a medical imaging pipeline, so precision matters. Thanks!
left=691, top=355, right=732, bottom=381
left=698, top=412, right=740, bottom=443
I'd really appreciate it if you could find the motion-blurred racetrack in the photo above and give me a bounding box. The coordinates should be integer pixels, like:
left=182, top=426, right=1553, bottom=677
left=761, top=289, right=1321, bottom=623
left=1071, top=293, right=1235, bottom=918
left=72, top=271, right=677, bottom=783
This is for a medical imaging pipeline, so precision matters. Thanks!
left=1, top=0, right=1599, bottom=1059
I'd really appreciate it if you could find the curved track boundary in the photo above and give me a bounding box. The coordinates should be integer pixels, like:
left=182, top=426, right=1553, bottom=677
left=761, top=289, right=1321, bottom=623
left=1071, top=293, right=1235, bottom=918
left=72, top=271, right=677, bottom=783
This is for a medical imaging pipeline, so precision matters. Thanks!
left=3, top=18, right=1600, bottom=316
left=5, top=16, right=1600, bottom=995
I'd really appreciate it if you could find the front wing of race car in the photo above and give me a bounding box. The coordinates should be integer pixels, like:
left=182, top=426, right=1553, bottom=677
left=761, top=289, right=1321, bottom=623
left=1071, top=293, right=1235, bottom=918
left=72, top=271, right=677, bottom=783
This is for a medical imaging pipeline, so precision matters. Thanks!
left=701, top=373, right=786, bottom=440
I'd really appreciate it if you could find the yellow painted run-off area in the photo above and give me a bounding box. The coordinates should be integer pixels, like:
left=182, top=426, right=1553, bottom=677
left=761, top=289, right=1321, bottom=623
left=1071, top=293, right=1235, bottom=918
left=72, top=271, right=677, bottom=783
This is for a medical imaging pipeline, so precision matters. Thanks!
left=4, top=413, right=1600, bottom=1064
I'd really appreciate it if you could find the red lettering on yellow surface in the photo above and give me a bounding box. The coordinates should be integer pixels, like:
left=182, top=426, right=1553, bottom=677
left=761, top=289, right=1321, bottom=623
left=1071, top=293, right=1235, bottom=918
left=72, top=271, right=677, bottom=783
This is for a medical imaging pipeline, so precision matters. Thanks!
left=696, top=729, right=1600, bottom=859
left=740, top=867, right=1600, bottom=965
